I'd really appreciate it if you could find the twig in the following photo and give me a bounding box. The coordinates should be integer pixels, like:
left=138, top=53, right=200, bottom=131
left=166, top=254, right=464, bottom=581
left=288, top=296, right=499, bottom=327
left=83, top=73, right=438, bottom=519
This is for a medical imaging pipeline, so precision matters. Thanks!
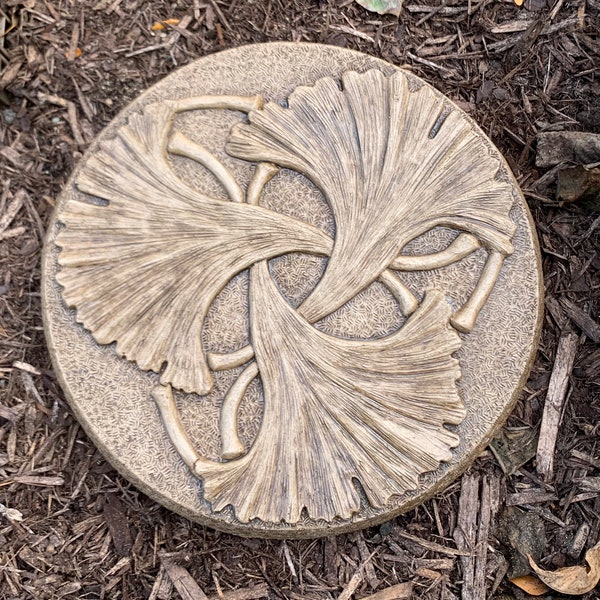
left=162, top=560, right=210, bottom=600
left=394, top=530, right=467, bottom=556
left=360, top=583, right=412, bottom=600
left=208, top=0, right=231, bottom=30
left=454, top=475, right=479, bottom=599
left=37, top=92, right=85, bottom=145
left=0, top=191, right=24, bottom=234
left=123, top=42, right=165, bottom=58
left=558, top=298, right=600, bottom=343
left=354, top=532, right=380, bottom=589
left=281, top=541, right=297, bottom=579
left=12, top=361, right=41, bottom=375
left=406, top=51, right=454, bottom=74
left=338, top=565, right=364, bottom=600
left=330, top=25, right=375, bottom=43
left=71, top=77, right=95, bottom=121
left=536, top=330, right=579, bottom=480
left=473, top=477, right=497, bottom=599
left=207, top=583, right=269, bottom=600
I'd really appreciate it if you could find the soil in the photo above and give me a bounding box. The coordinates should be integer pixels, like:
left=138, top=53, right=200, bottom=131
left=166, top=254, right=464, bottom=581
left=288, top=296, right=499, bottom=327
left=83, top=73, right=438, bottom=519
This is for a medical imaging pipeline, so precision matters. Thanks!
left=0, top=1, right=599, bottom=599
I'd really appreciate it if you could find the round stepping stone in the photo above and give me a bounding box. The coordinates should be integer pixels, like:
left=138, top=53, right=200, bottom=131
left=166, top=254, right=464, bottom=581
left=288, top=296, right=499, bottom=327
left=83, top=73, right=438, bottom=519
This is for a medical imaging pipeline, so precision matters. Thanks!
left=43, top=42, right=543, bottom=538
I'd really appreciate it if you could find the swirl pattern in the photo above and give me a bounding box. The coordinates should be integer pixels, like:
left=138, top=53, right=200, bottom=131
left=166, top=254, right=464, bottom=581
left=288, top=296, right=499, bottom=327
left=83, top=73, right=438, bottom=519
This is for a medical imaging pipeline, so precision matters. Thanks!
left=54, top=69, right=518, bottom=524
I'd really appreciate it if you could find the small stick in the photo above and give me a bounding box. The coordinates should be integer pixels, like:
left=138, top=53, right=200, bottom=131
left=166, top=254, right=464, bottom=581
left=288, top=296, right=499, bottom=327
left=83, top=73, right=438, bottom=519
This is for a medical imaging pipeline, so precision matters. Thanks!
left=168, top=132, right=244, bottom=203
left=0, top=189, right=25, bottom=234
left=473, top=477, right=497, bottom=599
left=0, top=227, right=27, bottom=242
left=454, top=474, right=479, bottom=599
left=123, top=43, right=165, bottom=58
left=66, top=21, right=79, bottom=62
left=162, top=560, right=210, bottom=600
left=536, top=330, right=579, bottom=480
left=208, top=0, right=231, bottom=30
left=38, top=92, right=85, bottom=145
left=558, top=297, right=600, bottom=343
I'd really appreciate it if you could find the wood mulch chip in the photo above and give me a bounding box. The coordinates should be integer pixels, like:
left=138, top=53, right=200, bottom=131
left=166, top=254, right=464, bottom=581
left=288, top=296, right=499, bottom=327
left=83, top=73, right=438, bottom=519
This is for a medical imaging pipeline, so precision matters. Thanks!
left=0, top=0, right=598, bottom=598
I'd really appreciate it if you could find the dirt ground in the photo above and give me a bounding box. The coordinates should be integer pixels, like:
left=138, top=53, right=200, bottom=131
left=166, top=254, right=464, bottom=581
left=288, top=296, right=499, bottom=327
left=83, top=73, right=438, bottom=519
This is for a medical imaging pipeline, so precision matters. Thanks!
left=0, top=0, right=599, bottom=598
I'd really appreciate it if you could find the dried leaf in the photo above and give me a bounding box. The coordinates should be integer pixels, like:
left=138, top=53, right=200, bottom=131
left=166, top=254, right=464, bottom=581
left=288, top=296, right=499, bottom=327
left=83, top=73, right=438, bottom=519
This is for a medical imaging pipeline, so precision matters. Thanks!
left=151, top=18, right=180, bottom=31
left=0, top=503, right=24, bottom=522
left=355, top=0, right=403, bottom=16
left=64, top=48, right=83, bottom=59
left=509, top=575, right=550, bottom=595
left=528, top=542, right=600, bottom=595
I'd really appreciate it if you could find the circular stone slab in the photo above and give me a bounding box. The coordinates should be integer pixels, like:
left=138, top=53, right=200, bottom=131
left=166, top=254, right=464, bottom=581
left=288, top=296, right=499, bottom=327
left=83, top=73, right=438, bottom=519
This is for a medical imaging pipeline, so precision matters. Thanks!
left=43, top=42, right=543, bottom=538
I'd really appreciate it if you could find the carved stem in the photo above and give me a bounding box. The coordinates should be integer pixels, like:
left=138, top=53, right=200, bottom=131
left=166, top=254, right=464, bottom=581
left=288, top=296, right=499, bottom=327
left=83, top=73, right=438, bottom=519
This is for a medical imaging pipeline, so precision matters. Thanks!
left=208, top=164, right=281, bottom=373
left=207, top=231, right=479, bottom=370
left=208, top=265, right=419, bottom=372
left=378, top=270, right=419, bottom=316
left=220, top=361, right=259, bottom=460
left=151, top=385, right=211, bottom=471
left=208, top=344, right=255, bottom=371
left=168, top=132, right=244, bottom=203
left=391, top=233, right=480, bottom=271
left=451, top=251, right=506, bottom=333
left=173, top=95, right=264, bottom=114
left=247, top=163, right=279, bottom=206
left=212, top=164, right=280, bottom=457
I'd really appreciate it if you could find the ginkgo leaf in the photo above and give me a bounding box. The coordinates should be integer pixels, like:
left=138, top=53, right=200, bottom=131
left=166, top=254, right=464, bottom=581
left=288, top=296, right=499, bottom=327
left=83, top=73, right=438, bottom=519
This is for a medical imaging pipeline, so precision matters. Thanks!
left=227, top=69, right=516, bottom=323
left=56, top=101, right=332, bottom=396
left=528, top=542, right=600, bottom=595
left=197, top=260, right=465, bottom=523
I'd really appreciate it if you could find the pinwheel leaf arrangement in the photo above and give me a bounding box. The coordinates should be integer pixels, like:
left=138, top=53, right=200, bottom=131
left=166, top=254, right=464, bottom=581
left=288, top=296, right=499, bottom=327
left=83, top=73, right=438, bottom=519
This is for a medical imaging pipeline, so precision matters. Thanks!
left=55, top=69, right=516, bottom=524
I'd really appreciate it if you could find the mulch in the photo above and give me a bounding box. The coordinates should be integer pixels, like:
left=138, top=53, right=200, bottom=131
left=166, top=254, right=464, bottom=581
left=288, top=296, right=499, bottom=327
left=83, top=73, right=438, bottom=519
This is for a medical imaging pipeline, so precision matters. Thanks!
left=0, top=0, right=599, bottom=598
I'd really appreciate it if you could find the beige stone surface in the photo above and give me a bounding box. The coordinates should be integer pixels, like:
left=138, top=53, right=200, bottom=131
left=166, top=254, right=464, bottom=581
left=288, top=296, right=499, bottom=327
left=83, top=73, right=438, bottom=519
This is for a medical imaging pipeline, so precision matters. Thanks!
left=43, top=42, right=543, bottom=538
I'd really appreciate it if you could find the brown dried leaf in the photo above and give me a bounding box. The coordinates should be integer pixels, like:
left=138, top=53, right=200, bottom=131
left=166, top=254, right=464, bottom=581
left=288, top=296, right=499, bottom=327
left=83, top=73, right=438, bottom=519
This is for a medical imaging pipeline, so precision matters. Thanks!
left=151, top=18, right=180, bottom=31
left=528, top=542, right=600, bottom=595
left=509, top=574, right=550, bottom=595
left=63, top=47, right=83, bottom=59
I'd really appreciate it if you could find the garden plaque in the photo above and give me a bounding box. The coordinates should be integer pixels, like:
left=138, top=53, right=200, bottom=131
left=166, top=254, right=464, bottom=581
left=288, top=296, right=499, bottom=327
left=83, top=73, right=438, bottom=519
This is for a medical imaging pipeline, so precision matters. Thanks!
left=43, top=43, right=543, bottom=538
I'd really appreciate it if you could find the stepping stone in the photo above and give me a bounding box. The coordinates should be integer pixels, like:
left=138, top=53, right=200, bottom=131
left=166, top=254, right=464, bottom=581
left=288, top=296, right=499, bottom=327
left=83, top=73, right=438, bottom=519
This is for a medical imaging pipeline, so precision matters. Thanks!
left=43, top=42, right=542, bottom=538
